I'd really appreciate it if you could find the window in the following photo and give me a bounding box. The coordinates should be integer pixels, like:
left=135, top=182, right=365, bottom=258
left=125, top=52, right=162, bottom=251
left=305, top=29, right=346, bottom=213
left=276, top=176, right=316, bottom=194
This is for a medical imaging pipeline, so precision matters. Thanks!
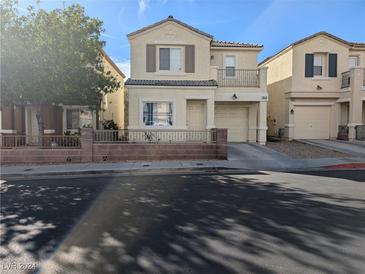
left=225, top=56, right=236, bottom=77
left=143, top=102, right=173, bottom=126
left=66, top=109, right=80, bottom=129
left=348, top=56, right=358, bottom=68
left=313, top=54, right=323, bottom=76
left=159, top=48, right=181, bottom=72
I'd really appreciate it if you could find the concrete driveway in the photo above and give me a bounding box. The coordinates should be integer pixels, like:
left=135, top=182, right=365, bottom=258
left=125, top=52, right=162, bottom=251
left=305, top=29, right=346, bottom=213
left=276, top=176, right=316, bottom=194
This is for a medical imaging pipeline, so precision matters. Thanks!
left=227, top=143, right=290, bottom=161
left=300, top=139, right=365, bottom=157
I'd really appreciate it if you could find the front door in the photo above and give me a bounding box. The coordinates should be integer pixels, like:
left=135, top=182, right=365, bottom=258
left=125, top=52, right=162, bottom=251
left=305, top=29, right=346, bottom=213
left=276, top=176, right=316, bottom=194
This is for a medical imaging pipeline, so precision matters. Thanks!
left=186, top=100, right=206, bottom=130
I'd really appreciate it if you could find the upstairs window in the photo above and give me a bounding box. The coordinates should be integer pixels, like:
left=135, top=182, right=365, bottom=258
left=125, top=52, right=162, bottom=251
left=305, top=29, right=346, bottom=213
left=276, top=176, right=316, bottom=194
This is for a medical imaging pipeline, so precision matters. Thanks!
left=348, top=56, right=358, bottom=69
left=159, top=48, right=182, bottom=72
left=143, top=102, right=173, bottom=127
left=313, top=54, right=323, bottom=76
left=305, top=53, right=337, bottom=78
left=225, top=56, right=236, bottom=77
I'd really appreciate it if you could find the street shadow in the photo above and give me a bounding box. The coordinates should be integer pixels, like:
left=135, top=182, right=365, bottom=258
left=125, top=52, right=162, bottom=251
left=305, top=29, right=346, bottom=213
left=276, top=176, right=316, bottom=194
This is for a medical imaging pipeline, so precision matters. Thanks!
left=38, top=172, right=365, bottom=274
left=0, top=176, right=111, bottom=272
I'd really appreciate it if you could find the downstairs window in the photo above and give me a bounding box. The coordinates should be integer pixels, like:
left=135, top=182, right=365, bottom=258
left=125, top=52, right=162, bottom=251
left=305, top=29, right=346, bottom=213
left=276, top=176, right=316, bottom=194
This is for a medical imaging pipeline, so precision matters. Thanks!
left=143, top=102, right=173, bottom=126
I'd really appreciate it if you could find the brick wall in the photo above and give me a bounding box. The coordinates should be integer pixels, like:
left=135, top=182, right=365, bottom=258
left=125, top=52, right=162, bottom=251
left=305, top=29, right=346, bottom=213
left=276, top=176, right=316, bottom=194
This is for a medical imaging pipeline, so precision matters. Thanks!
left=1, top=128, right=227, bottom=165
left=93, top=143, right=224, bottom=162
left=0, top=149, right=81, bottom=165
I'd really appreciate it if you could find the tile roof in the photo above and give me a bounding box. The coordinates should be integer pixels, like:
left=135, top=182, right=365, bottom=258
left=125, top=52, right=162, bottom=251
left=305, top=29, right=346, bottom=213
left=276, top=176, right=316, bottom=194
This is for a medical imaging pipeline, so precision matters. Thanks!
left=211, top=40, right=263, bottom=48
left=127, top=16, right=213, bottom=39
left=259, top=31, right=365, bottom=66
left=291, top=31, right=365, bottom=48
left=125, top=79, right=218, bottom=87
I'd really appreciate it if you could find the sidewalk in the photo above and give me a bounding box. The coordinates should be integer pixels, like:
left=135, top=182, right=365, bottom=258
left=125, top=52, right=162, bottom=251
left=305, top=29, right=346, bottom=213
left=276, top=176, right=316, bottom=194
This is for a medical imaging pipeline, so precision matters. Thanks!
left=2, top=156, right=365, bottom=178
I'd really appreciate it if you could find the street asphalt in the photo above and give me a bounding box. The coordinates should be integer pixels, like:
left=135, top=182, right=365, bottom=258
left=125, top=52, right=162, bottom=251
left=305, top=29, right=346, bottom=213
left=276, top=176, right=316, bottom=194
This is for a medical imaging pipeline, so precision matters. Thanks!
left=1, top=170, right=365, bottom=274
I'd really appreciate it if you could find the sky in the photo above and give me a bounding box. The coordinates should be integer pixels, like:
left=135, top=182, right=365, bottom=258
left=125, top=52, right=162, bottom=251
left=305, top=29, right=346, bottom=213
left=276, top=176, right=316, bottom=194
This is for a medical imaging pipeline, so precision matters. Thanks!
left=18, top=0, right=365, bottom=78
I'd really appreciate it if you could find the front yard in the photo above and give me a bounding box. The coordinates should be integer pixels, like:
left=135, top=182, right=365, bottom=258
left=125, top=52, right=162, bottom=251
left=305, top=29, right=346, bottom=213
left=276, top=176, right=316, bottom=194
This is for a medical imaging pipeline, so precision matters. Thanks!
left=266, top=140, right=350, bottom=159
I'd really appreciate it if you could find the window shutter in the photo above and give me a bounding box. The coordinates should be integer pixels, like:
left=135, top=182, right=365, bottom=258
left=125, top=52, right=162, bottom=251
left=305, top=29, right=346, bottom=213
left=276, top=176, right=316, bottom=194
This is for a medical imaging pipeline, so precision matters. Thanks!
left=305, top=54, right=314, bottom=77
left=146, top=44, right=156, bottom=72
left=185, top=45, right=195, bottom=73
left=328, top=53, right=337, bottom=77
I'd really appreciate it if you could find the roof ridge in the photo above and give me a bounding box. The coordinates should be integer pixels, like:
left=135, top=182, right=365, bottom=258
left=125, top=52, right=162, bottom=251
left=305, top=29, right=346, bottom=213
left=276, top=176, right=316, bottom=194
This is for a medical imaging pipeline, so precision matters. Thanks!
left=127, top=16, right=213, bottom=39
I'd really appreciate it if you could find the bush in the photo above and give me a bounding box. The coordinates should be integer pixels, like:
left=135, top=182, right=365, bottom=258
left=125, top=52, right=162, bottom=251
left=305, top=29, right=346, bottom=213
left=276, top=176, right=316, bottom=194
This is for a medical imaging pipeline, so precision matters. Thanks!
left=102, top=120, right=118, bottom=130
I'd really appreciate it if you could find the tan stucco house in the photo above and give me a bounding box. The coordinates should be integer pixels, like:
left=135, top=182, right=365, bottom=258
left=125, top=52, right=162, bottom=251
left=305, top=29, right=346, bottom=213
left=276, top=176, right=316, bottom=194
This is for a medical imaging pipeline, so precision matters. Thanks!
left=100, top=50, right=127, bottom=128
left=125, top=16, right=268, bottom=144
left=0, top=50, right=126, bottom=136
left=260, top=31, right=365, bottom=141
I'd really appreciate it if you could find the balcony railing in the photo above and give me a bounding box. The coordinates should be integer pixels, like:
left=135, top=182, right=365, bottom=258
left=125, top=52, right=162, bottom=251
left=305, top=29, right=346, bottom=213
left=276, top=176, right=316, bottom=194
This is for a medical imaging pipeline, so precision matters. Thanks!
left=341, top=71, right=351, bottom=89
left=217, top=69, right=260, bottom=87
left=0, top=134, right=81, bottom=148
left=341, top=69, right=365, bottom=89
left=94, top=129, right=216, bottom=144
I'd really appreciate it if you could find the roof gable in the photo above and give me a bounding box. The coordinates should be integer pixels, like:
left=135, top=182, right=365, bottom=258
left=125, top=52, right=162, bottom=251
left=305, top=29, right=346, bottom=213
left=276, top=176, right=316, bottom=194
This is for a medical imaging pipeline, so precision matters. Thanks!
left=101, top=49, right=126, bottom=78
left=259, top=31, right=365, bottom=66
left=127, top=16, right=213, bottom=40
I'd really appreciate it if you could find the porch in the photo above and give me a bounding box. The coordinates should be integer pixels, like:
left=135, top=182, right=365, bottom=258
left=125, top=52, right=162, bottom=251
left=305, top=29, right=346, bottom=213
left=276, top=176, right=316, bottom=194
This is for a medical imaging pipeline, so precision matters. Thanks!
left=338, top=67, right=365, bottom=140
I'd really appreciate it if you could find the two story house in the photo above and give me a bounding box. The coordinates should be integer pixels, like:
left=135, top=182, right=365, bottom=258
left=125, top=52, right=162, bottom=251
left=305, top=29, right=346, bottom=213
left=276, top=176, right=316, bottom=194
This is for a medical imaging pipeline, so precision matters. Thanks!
left=260, top=32, right=365, bottom=141
left=125, top=16, right=268, bottom=144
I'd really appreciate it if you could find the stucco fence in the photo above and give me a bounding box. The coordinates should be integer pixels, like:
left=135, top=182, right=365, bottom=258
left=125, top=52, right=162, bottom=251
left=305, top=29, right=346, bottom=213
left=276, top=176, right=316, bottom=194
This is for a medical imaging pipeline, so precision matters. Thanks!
left=0, top=128, right=227, bottom=165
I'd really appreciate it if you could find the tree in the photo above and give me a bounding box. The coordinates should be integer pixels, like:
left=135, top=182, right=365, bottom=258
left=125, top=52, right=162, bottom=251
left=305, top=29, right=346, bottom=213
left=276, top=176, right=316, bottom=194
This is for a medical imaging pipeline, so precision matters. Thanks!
left=0, top=0, right=120, bottom=136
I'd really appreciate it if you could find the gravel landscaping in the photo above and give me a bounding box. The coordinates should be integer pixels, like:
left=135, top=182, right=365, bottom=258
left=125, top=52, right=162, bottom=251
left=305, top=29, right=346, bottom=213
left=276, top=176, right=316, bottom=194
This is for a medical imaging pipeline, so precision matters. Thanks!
left=266, top=141, right=351, bottom=159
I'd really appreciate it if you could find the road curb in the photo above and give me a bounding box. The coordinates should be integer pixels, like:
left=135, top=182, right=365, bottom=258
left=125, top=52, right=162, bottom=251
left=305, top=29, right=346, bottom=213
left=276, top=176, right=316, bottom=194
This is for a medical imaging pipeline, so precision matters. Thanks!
left=0, top=165, right=342, bottom=180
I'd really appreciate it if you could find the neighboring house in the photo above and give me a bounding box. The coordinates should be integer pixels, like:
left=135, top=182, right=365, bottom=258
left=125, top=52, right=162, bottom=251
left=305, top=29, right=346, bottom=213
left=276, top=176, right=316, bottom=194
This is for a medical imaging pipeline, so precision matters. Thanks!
left=125, top=16, right=268, bottom=144
left=100, top=50, right=126, bottom=128
left=0, top=50, right=126, bottom=136
left=260, top=31, right=365, bottom=141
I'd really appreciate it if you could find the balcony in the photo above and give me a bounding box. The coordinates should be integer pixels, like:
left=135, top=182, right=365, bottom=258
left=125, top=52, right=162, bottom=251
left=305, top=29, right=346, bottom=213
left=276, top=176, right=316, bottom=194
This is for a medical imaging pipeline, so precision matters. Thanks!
left=216, top=69, right=260, bottom=87
left=341, top=71, right=351, bottom=89
left=341, top=68, right=365, bottom=89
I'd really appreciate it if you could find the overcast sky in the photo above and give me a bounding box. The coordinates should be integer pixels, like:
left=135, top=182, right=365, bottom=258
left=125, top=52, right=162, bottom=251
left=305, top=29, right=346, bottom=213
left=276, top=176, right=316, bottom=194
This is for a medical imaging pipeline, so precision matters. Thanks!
left=18, top=0, right=365, bottom=78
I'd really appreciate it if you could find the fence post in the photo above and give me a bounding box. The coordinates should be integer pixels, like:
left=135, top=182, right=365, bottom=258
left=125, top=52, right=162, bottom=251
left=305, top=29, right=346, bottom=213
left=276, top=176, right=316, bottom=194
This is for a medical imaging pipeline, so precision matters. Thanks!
left=81, top=128, right=93, bottom=162
left=215, top=128, right=227, bottom=160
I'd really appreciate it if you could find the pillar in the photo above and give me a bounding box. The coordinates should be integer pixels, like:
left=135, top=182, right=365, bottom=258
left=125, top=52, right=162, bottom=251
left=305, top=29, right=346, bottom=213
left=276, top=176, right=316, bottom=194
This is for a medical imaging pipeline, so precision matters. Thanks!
left=81, top=128, right=93, bottom=162
left=257, top=101, right=267, bottom=145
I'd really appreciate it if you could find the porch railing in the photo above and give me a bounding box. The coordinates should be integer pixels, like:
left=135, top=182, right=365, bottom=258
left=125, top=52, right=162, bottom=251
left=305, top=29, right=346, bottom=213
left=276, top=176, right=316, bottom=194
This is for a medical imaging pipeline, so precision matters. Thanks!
left=0, top=134, right=80, bottom=148
left=341, top=71, right=351, bottom=89
left=217, top=69, right=260, bottom=87
left=94, top=129, right=216, bottom=144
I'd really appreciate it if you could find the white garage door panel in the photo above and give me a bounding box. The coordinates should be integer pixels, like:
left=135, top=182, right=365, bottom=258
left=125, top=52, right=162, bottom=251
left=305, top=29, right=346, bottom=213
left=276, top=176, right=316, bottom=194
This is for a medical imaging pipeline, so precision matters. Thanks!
left=294, top=106, right=331, bottom=139
left=215, top=104, right=248, bottom=142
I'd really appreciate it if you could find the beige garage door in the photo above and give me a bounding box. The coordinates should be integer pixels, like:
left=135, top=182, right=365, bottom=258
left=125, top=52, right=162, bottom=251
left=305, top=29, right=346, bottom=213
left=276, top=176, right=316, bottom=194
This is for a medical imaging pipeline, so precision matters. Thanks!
left=215, top=103, right=248, bottom=142
left=294, top=106, right=331, bottom=139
